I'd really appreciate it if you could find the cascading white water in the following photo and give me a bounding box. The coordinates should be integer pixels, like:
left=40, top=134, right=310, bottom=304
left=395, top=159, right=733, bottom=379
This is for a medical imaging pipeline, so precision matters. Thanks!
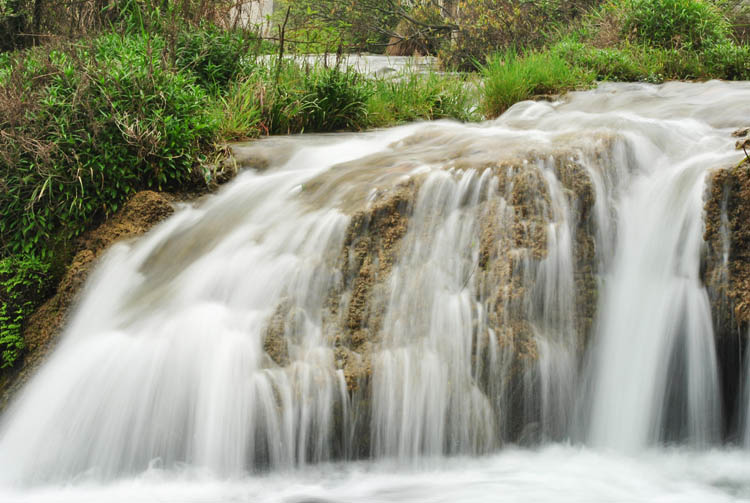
left=2, top=81, right=750, bottom=501
left=588, top=155, right=722, bottom=449
left=370, top=169, right=497, bottom=459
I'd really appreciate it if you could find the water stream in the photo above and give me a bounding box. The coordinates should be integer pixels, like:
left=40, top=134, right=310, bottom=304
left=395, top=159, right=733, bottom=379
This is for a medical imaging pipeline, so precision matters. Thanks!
left=1, top=81, right=750, bottom=501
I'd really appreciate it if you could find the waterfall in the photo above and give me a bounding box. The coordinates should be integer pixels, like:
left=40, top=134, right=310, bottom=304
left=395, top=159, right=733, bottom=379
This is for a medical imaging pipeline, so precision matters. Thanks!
left=2, top=81, right=750, bottom=497
left=587, top=149, right=722, bottom=449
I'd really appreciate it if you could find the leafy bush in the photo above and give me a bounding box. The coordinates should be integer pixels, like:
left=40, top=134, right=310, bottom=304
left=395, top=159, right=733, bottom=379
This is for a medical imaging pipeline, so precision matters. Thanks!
left=623, top=0, right=730, bottom=49
left=551, top=40, right=646, bottom=80
left=215, top=77, right=263, bottom=141
left=480, top=49, right=593, bottom=118
left=0, top=33, right=216, bottom=258
left=703, top=40, right=750, bottom=79
left=367, top=72, right=478, bottom=126
left=278, top=0, right=397, bottom=53
left=218, top=62, right=476, bottom=135
left=241, top=61, right=372, bottom=134
left=653, top=47, right=706, bottom=79
left=175, top=24, right=259, bottom=91
left=440, top=0, right=600, bottom=70
left=303, top=65, right=372, bottom=131
left=0, top=255, right=51, bottom=368
left=551, top=33, right=750, bottom=83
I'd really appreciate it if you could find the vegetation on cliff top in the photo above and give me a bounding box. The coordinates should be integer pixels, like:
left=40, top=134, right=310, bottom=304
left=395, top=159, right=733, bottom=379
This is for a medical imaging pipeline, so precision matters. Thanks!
left=1, top=0, right=750, bottom=367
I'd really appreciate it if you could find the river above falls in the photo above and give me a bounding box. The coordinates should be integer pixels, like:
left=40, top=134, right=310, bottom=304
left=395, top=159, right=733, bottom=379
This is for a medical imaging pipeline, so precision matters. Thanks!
left=258, top=54, right=438, bottom=77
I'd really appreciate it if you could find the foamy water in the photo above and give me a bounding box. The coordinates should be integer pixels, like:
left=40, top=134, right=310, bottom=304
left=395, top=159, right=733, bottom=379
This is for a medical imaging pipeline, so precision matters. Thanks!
left=1, top=81, right=750, bottom=500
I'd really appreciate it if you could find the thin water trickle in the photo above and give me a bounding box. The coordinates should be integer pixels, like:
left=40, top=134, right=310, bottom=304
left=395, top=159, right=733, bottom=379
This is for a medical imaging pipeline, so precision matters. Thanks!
left=1, top=81, right=750, bottom=501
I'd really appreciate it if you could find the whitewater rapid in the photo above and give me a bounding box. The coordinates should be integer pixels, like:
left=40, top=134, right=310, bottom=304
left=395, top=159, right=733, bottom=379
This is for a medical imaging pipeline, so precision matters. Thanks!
left=3, top=447, right=750, bottom=503
left=1, top=80, right=750, bottom=501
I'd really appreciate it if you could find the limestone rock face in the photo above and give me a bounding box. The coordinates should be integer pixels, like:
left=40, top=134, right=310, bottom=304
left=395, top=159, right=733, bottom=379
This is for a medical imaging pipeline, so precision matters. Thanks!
left=704, top=162, right=750, bottom=338
left=703, top=157, right=750, bottom=429
left=259, top=147, right=600, bottom=445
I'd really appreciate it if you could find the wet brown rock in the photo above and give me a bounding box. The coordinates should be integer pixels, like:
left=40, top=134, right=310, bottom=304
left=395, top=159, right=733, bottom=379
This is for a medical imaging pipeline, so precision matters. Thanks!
left=703, top=159, right=750, bottom=432
left=260, top=180, right=415, bottom=392
left=263, top=301, right=292, bottom=367
left=256, top=140, right=599, bottom=417
left=337, top=181, right=414, bottom=352
left=330, top=182, right=415, bottom=388
left=477, top=157, right=598, bottom=355
left=77, top=191, right=174, bottom=254
left=704, top=161, right=750, bottom=336
left=556, top=160, right=598, bottom=346
left=335, top=343, right=372, bottom=392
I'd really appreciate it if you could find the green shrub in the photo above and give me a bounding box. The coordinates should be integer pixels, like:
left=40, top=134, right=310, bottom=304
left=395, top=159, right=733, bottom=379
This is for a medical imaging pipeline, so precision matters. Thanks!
left=623, top=0, right=730, bottom=49
left=480, top=49, right=593, bottom=118
left=550, top=36, right=750, bottom=83
left=303, top=65, right=372, bottom=131
left=440, top=0, right=600, bottom=70
left=175, top=24, right=259, bottom=92
left=215, top=77, right=263, bottom=141
left=0, top=51, right=10, bottom=84
left=367, top=72, right=478, bottom=126
left=703, top=41, right=750, bottom=79
left=552, top=40, right=648, bottom=80
left=90, top=34, right=217, bottom=185
left=220, top=62, right=477, bottom=136
left=246, top=62, right=372, bottom=134
left=653, top=46, right=707, bottom=79
left=0, top=33, right=217, bottom=258
left=0, top=255, right=51, bottom=368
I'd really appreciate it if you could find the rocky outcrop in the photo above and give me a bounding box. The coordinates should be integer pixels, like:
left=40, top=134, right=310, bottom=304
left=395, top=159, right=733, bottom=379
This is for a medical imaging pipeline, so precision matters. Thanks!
left=556, top=160, right=598, bottom=345
left=262, top=180, right=416, bottom=395
left=473, top=158, right=597, bottom=440
left=258, top=146, right=599, bottom=446
left=704, top=161, right=750, bottom=339
left=0, top=191, right=175, bottom=410
left=703, top=146, right=750, bottom=435
left=330, top=182, right=413, bottom=389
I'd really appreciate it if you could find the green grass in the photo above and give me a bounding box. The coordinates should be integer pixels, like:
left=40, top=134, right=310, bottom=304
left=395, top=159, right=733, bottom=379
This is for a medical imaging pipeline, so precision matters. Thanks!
left=175, top=23, right=261, bottom=92
left=480, top=49, right=594, bottom=118
left=367, top=72, right=479, bottom=126
left=214, top=77, right=263, bottom=141
left=548, top=0, right=750, bottom=82
left=550, top=37, right=750, bottom=82
left=215, top=61, right=373, bottom=137
left=215, top=61, right=479, bottom=137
